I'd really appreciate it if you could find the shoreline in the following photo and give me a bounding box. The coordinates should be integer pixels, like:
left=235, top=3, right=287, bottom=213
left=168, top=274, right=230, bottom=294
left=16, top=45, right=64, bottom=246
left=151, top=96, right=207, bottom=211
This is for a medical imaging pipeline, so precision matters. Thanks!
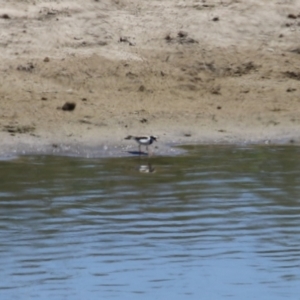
left=0, top=127, right=298, bottom=160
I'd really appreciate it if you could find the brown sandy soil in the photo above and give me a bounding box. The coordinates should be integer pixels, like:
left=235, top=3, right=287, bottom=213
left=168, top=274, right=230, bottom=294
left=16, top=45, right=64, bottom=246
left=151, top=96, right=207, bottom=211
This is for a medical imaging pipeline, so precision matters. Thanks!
left=1, top=0, right=300, bottom=157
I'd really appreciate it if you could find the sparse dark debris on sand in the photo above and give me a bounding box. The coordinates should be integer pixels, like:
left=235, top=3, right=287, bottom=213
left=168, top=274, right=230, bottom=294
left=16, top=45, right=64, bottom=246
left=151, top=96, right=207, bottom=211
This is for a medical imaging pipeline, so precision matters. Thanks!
left=3, top=125, right=35, bottom=135
left=62, top=102, right=76, bottom=111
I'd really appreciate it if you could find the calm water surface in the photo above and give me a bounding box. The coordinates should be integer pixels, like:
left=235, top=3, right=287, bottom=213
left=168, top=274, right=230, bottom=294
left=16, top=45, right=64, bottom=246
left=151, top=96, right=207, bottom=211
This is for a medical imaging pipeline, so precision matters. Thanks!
left=1, top=146, right=300, bottom=299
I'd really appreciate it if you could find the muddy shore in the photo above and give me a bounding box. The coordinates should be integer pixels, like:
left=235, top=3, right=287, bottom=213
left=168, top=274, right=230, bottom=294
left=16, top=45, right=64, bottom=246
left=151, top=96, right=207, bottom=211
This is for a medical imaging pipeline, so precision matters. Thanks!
left=1, top=0, right=300, bottom=157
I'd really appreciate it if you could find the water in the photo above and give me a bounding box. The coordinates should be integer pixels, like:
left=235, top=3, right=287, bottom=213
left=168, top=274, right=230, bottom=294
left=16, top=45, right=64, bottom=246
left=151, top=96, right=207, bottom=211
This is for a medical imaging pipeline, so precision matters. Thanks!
left=1, top=146, right=300, bottom=299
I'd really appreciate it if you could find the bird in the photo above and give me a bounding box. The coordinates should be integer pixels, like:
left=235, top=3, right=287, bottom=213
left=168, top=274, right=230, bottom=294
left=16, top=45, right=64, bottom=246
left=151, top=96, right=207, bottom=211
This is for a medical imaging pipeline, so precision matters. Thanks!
left=125, top=135, right=157, bottom=155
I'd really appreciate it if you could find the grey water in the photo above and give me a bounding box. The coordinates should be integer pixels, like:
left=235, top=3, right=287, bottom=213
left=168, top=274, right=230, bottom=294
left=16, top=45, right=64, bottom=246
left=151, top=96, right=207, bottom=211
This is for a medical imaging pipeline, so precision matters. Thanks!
left=1, top=146, right=300, bottom=299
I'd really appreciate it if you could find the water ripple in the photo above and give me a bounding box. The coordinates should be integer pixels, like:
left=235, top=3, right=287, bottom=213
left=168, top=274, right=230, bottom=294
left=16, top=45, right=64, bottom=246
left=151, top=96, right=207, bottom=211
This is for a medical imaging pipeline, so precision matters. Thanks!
left=1, top=147, right=300, bottom=299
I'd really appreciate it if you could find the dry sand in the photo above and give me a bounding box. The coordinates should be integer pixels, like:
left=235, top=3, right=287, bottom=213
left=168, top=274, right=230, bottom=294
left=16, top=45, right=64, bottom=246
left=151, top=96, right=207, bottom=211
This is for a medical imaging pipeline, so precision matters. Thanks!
left=1, top=0, right=300, bottom=157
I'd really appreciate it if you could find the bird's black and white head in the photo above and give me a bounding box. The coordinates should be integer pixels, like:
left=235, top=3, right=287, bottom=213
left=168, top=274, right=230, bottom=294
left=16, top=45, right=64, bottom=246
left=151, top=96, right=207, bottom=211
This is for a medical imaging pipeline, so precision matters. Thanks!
left=150, top=136, right=157, bottom=142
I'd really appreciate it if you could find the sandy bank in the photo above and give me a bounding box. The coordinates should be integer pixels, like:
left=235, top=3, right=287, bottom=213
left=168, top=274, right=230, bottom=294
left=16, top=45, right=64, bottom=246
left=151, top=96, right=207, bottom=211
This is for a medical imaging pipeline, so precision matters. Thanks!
left=1, top=0, right=300, bottom=157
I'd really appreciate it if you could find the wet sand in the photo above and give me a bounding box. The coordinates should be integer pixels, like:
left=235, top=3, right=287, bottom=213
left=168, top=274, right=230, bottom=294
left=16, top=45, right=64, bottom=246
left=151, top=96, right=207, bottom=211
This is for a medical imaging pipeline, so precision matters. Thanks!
left=1, top=0, right=300, bottom=157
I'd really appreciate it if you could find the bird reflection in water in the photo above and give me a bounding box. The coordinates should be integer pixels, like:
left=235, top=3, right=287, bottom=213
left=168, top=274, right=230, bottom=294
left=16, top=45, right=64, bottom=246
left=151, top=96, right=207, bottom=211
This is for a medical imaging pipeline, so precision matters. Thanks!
left=138, top=162, right=156, bottom=173
left=130, top=155, right=156, bottom=174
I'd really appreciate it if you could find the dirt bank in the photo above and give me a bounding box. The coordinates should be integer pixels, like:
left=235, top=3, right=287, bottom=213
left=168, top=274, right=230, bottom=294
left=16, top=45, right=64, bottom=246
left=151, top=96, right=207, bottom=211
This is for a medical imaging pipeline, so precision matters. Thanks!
left=1, top=0, right=300, bottom=157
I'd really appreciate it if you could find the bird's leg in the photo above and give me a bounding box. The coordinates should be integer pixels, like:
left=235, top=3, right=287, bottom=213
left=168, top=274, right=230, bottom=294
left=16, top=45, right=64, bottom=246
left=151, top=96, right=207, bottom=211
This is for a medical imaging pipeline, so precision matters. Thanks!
left=139, top=144, right=141, bottom=154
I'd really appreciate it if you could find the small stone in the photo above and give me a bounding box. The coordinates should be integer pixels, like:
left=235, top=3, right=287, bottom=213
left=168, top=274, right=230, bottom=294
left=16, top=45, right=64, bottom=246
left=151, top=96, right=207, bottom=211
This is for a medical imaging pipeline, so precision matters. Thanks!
left=165, top=34, right=172, bottom=41
left=286, top=88, right=296, bottom=92
left=177, top=31, right=188, bottom=38
left=138, top=85, right=145, bottom=92
left=62, top=102, right=76, bottom=111
left=287, top=14, right=297, bottom=19
left=1, top=14, right=10, bottom=19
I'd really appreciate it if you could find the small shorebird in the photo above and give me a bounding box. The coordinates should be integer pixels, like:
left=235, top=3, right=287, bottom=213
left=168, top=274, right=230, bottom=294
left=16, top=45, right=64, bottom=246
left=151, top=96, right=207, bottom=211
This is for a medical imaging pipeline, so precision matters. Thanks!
left=125, top=135, right=157, bottom=155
